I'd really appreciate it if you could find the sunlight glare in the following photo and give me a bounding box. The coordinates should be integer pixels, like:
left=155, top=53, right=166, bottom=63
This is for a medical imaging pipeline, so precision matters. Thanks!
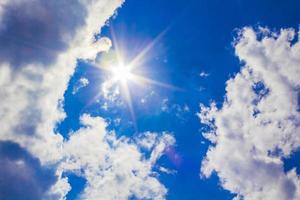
left=94, top=27, right=181, bottom=132
left=112, top=64, right=133, bottom=82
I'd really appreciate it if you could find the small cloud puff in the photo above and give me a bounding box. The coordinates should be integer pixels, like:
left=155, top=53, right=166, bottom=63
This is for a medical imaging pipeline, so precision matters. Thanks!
left=72, top=77, right=89, bottom=94
left=199, top=71, right=209, bottom=77
left=158, top=166, right=177, bottom=175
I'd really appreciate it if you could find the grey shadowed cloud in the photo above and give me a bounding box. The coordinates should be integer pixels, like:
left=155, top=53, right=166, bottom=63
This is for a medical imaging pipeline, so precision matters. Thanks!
left=0, top=0, right=87, bottom=68
left=0, top=140, right=57, bottom=200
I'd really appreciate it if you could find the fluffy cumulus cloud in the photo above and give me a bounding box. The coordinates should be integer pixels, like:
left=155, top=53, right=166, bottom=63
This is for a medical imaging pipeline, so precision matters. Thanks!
left=199, top=27, right=300, bottom=200
left=61, top=115, right=174, bottom=200
left=0, top=0, right=123, bottom=163
left=0, top=0, right=174, bottom=199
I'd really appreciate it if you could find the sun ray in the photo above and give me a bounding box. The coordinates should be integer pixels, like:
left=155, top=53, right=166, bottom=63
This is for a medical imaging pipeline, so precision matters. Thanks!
left=110, top=26, right=125, bottom=69
left=127, top=27, right=170, bottom=71
left=131, top=74, right=184, bottom=92
left=120, top=81, right=138, bottom=132
left=90, top=26, right=183, bottom=131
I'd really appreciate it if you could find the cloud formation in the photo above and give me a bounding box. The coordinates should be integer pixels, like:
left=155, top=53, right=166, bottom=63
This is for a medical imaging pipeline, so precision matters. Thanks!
left=199, top=27, right=300, bottom=200
left=0, top=141, right=57, bottom=200
left=61, top=115, right=174, bottom=200
left=0, top=0, right=175, bottom=199
left=0, top=0, right=125, bottom=198
left=0, top=0, right=86, bottom=67
left=0, top=0, right=123, bottom=163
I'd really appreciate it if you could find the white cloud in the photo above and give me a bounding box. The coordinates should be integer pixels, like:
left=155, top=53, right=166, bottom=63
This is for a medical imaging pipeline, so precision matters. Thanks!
left=60, top=114, right=175, bottom=200
left=161, top=98, right=169, bottom=112
left=72, top=77, right=90, bottom=94
left=0, top=2, right=175, bottom=197
left=0, top=0, right=124, bottom=164
left=0, top=0, right=180, bottom=199
left=97, top=37, right=113, bottom=52
left=199, top=71, right=209, bottom=77
left=136, top=132, right=160, bottom=150
left=199, top=27, right=300, bottom=200
left=158, top=166, right=177, bottom=175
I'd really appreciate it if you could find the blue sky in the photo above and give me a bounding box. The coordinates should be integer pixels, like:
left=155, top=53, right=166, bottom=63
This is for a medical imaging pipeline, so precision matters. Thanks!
left=1, top=0, right=300, bottom=200
left=58, top=0, right=300, bottom=199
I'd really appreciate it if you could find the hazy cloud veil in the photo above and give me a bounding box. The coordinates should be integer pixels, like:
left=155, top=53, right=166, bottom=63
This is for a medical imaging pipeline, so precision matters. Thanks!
left=199, top=27, right=300, bottom=200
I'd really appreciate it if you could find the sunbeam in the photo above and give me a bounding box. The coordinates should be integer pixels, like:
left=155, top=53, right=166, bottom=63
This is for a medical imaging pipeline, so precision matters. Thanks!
left=93, top=27, right=182, bottom=132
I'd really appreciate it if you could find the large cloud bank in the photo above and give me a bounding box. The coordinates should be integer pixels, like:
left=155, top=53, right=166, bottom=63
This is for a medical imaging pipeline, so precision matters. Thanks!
left=0, top=141, right=57, bottom=200
left=199, top=27, right=300, bottom=200
left=0, top=0, right=174, bottom=199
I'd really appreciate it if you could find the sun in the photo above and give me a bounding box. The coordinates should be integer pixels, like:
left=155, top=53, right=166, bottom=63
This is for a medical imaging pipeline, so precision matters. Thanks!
left=112, top=64, right=133, bottom=82
left=95, top=29, right=181, bottom=132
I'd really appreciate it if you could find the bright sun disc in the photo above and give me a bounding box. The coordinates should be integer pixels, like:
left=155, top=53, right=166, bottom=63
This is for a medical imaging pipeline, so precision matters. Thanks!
left=112, top=65, right=133, bottom=82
